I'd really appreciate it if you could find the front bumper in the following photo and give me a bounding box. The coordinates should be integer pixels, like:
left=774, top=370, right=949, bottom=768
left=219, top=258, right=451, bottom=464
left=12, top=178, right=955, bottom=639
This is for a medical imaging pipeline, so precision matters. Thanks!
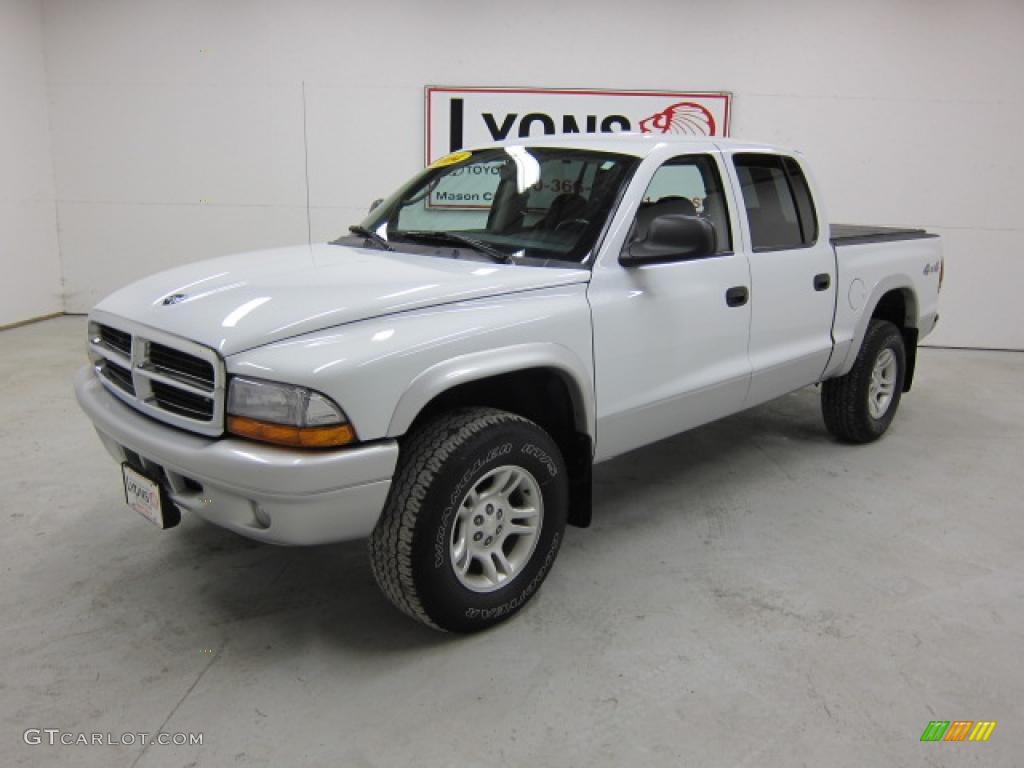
left=74, top=366, right=398, bottom=545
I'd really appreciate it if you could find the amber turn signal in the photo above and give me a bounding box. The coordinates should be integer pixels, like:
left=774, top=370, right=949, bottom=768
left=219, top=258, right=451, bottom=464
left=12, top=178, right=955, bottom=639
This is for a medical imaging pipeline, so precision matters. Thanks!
left=227, top=416, right=356, bottom=448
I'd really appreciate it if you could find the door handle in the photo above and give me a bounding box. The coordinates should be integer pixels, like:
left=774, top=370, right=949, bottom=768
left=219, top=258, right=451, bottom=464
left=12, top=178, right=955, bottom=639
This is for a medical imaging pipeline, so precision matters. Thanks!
left=814, top=273, right=832, bottom=291
left=725, top=286, right=749, bottom=307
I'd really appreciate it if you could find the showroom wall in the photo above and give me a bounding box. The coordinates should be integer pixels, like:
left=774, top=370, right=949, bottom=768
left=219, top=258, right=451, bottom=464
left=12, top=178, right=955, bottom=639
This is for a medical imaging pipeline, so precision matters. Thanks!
left=0, top=0, right=61, bottom=327
left=29, top=0, right=1024, bottom=347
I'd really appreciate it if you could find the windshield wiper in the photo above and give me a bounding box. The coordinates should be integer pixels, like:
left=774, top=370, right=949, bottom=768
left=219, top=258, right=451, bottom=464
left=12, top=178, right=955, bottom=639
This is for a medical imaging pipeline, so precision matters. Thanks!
left=399, top=231, right=511, bottom=264
left=346, top=225, right=394, bottom=252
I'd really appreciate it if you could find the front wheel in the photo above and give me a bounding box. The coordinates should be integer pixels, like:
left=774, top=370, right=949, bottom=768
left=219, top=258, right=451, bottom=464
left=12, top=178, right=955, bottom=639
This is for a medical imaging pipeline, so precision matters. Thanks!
left=821, top=319, right=906, bottom=443
left=369, top=407, right=568, bottom=632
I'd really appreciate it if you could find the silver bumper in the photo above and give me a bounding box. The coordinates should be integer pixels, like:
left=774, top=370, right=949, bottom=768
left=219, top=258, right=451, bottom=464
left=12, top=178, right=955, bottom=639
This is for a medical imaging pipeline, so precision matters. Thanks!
left=74, top=366, right=398, bottom=545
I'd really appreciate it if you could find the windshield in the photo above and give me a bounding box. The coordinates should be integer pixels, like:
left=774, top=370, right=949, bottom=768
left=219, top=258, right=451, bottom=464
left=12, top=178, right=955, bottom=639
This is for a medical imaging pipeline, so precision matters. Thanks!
left=346, top=146, right=639, bottom=266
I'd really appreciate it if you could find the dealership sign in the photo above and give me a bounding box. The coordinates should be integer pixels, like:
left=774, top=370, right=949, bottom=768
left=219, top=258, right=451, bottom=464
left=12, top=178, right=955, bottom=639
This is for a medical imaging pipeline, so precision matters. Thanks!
left=425, top=86, right=731, bottom=164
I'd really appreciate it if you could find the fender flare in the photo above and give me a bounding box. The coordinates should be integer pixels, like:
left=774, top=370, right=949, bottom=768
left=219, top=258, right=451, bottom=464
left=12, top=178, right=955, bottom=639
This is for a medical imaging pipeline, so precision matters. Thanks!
left=386, top=342, right=595, bottom=439
left=837, top=275, right=919, bottom=376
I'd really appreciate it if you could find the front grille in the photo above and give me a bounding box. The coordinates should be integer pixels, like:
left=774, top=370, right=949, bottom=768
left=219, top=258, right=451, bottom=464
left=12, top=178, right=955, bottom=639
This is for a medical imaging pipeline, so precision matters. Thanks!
left=148, top=342, right=215, bottom=389
left=102, top=360, right=135, bottom=394
left=99, top=325, right=131, bottom=356
left=89, top=320, right=224, bottom=436
left=150, top=381, right=215, bottom=420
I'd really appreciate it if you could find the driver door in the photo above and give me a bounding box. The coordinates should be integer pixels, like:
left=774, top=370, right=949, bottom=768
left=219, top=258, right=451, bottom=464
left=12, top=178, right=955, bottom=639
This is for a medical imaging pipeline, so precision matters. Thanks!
left=589, top=153, right=752, bottom=461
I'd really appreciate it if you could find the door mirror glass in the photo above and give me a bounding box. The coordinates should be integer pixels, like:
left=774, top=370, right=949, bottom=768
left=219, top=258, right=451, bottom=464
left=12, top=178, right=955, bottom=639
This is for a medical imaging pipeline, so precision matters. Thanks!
left=621, top=212, right=716, bottom=266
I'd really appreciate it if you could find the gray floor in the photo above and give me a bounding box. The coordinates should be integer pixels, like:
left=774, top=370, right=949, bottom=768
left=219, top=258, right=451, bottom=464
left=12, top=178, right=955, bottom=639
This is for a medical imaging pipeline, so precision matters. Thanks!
left=2, top=316, right=1021, bottom=767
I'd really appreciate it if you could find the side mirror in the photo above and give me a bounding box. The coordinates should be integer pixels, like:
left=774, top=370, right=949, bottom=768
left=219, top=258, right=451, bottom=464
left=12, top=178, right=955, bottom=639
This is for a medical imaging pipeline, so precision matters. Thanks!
left=620, top=214, right=716, bottom=266
left=368, top=198, right=384, bottom=213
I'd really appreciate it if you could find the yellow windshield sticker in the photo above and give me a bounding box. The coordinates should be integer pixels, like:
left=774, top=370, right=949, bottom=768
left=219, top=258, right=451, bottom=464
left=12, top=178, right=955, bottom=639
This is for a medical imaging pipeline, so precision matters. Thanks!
left=430, top=150, right=472, bottom=168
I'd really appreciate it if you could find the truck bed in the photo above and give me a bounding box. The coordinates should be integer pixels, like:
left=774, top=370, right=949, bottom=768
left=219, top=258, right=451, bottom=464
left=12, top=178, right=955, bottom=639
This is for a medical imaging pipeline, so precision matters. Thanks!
left=825, top=221, right=942, bottom=384
left=830, top=224, right=937, bottom=246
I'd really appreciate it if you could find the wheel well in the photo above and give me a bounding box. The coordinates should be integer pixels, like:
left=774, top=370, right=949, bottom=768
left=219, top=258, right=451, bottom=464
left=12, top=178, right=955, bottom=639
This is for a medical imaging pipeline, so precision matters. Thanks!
left=407, top=368, right=593, bottom=528
left=871, top=288, right=919, bottom=392
left=872, top=289, right=908, bottom=329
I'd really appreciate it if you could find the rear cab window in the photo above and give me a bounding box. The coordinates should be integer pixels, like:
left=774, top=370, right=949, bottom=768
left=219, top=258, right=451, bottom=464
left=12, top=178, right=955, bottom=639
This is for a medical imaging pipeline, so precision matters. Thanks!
left=733, top=154, right=818, bottom=250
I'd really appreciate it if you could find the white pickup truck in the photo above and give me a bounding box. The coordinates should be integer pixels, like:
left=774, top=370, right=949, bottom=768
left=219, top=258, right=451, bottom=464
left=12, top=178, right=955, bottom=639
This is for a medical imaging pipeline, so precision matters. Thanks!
left=75, top=135, right=942, bottom=631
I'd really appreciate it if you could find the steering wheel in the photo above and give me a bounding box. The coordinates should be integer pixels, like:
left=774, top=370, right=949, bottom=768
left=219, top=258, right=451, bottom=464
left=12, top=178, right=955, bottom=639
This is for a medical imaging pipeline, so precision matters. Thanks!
left=401, top=179, right=438, bottom=207
left=555, top=218, right=589, bottom=233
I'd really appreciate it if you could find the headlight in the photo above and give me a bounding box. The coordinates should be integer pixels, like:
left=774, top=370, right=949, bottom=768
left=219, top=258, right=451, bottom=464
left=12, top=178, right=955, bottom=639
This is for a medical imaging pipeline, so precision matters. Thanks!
left=226, top=377, right=357, bottom=448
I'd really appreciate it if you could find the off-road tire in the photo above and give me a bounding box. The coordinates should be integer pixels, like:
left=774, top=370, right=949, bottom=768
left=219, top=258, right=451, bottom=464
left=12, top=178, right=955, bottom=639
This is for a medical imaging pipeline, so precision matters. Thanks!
left=369, top=407, right=568, bottom=632
left=822, top=319, right=906, bottom=443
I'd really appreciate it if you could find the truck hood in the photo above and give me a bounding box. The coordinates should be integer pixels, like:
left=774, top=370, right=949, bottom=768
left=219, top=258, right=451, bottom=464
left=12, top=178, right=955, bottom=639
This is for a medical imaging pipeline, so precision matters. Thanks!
left=93, top=243, right=590, bottom=356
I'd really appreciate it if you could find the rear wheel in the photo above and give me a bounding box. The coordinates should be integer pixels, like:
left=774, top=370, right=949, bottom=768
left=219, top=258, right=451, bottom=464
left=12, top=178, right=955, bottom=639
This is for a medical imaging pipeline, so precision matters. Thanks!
left=369, top=407, right=568, bottom=632
left=821, top=319, right=906, bottom=443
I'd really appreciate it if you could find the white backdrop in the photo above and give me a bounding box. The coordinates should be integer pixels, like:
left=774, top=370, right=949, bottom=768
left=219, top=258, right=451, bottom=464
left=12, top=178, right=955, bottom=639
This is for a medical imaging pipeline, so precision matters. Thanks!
left=0, top=0, right=61, bottom=327
left=15, top=0, right=1024, bottom=347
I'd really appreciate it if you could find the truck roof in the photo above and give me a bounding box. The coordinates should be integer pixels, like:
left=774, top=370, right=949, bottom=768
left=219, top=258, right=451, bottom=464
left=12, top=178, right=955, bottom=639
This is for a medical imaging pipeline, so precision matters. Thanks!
left=461, top=133, right=796, bottom=159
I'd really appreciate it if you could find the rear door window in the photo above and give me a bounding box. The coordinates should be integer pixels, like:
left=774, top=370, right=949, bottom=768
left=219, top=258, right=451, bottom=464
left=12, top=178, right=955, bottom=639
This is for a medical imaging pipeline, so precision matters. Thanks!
left=734, top=154, right=818, bottom=250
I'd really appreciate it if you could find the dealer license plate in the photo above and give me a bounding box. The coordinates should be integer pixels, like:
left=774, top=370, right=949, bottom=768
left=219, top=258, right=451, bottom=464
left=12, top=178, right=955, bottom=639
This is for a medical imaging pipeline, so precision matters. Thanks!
left=122, top=464, right=165, bottom=528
